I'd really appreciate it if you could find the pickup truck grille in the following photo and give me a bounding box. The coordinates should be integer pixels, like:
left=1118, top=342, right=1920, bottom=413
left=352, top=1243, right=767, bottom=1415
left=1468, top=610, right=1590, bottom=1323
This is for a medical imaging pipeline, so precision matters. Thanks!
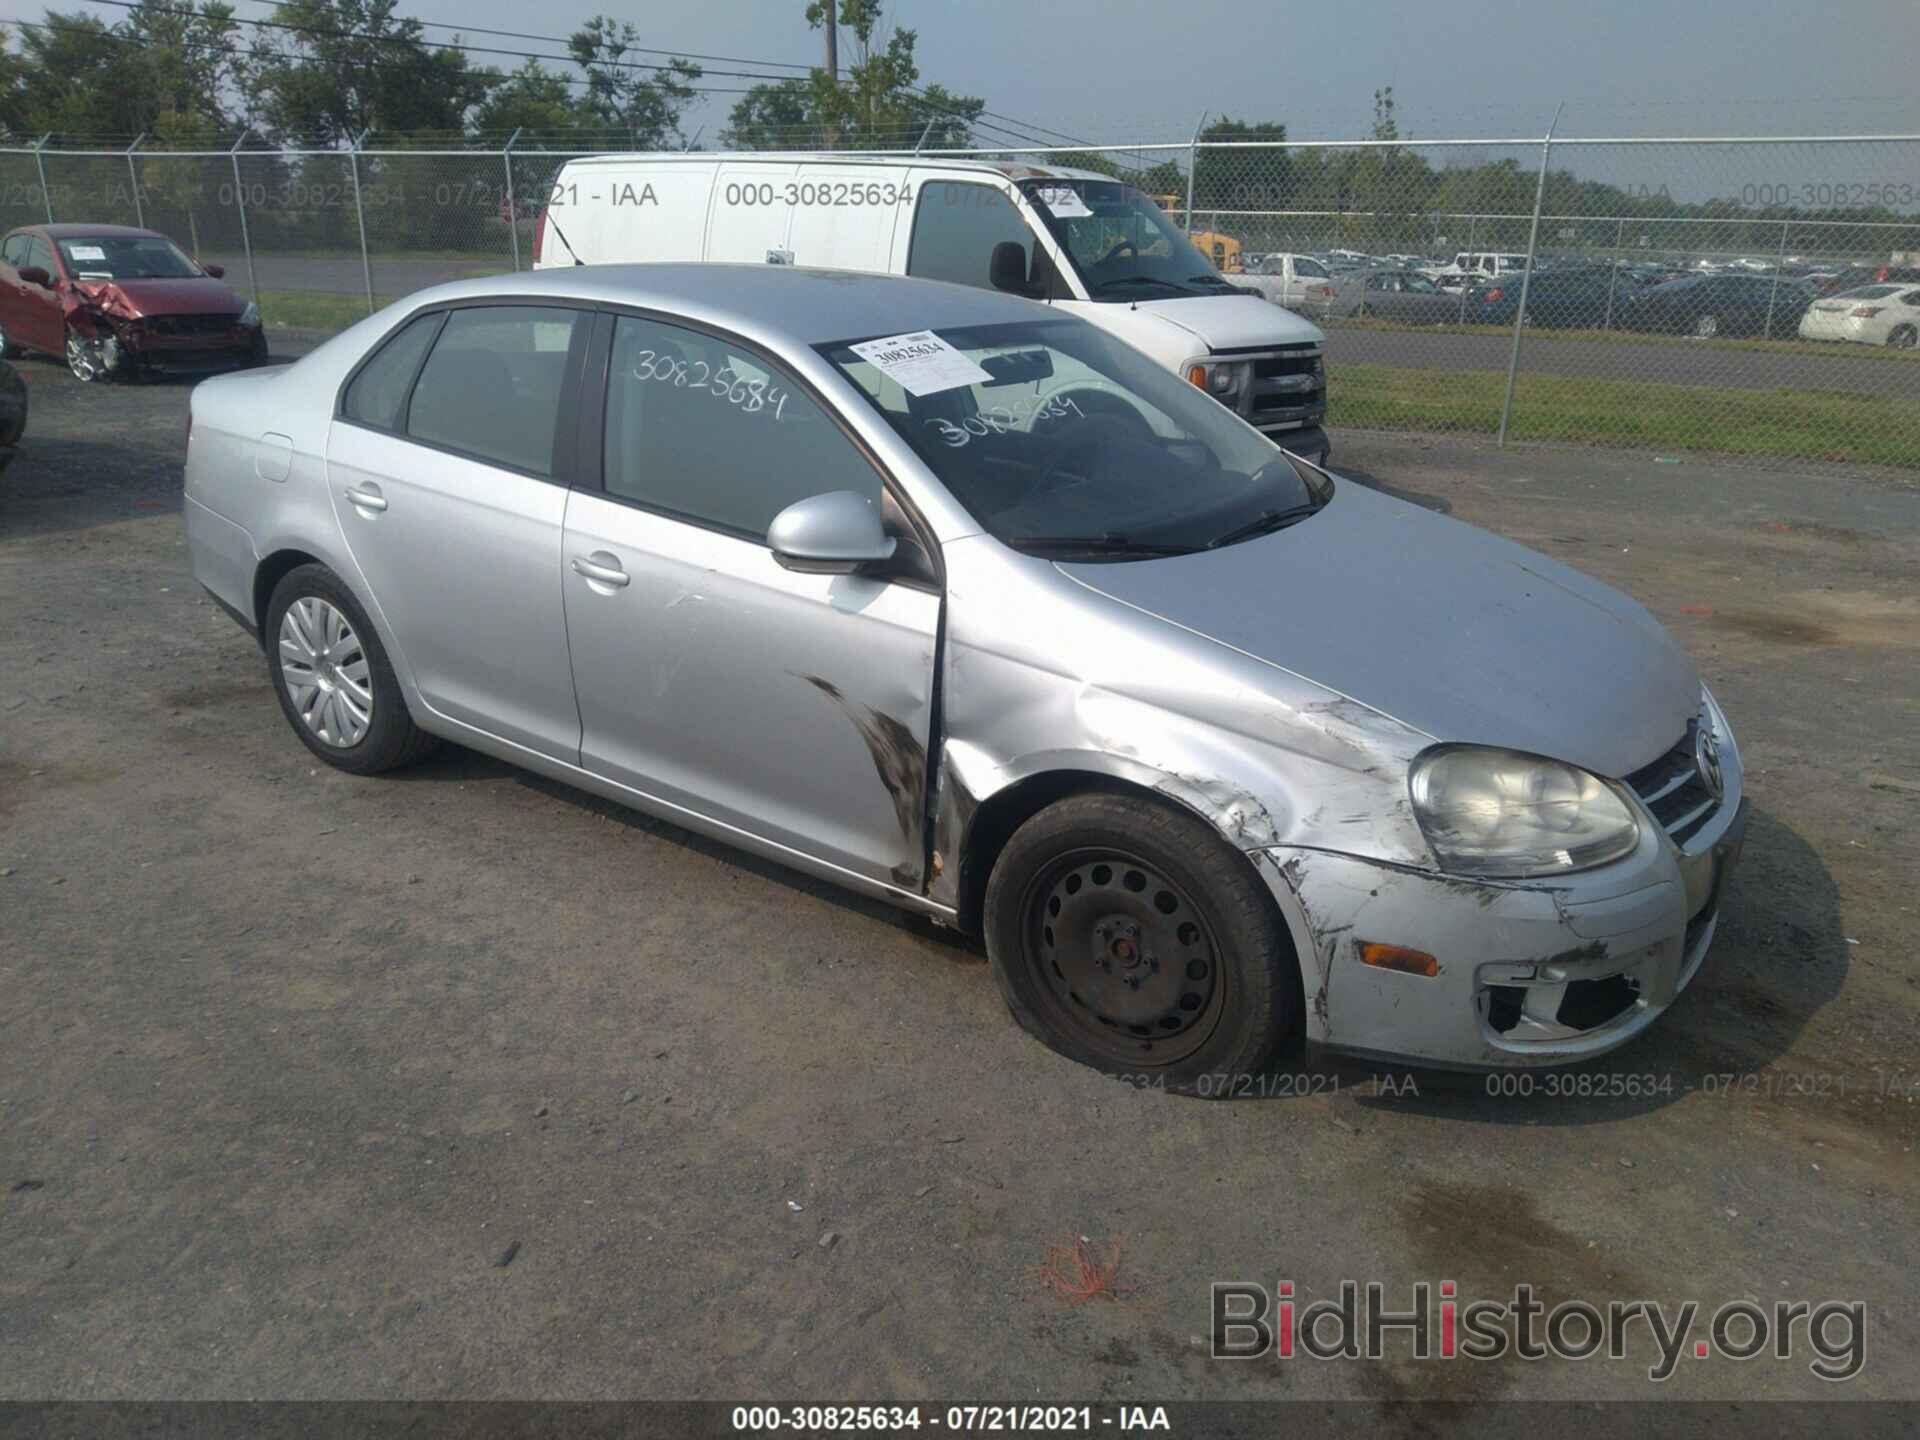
left=1212, top=344, right=1325, bottom=431
left=1624, top=723, right=1719, bottom=847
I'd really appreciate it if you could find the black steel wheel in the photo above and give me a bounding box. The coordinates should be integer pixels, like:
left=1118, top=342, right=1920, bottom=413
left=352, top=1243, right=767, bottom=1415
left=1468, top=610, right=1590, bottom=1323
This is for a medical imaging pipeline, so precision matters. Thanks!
left=1022, top=848, right=1226, bottom=1067
left=984, top=791, right=1300, bottom=1092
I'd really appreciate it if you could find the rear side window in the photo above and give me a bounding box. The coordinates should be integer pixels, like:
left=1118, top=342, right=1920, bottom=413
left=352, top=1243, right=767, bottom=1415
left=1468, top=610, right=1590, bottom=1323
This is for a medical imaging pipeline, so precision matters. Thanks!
left=602, top=314, right=879, bottom=538
left=342, top=312, right=443, bottom=430
left=1295, top=258, right=1329, bottom=279
left=1, top=234, right=25, bottom=266
left=407, top=306, right=583, bottom=476
left=907, top=181, right=1036, bottom=292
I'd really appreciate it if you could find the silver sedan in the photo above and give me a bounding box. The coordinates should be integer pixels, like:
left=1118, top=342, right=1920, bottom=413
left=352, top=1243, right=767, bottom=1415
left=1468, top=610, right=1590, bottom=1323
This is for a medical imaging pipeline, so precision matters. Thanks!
left=184, top=265, right=1746, bottom=1089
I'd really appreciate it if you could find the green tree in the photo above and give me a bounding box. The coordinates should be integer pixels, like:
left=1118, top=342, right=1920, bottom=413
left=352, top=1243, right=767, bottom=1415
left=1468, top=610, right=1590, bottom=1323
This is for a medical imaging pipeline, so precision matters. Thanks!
left=722, top=1, right=982, bottom=151
left=565, top=16, right=701, bottom=145
left=246, top=0, right=488, bottom=143
left=1192, top=117, right=1288, bottom=210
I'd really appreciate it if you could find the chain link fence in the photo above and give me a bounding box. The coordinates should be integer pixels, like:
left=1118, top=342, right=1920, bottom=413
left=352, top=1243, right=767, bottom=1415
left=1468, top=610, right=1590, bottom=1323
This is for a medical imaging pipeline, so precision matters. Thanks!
left=4, top=131, right=1918, bottom=468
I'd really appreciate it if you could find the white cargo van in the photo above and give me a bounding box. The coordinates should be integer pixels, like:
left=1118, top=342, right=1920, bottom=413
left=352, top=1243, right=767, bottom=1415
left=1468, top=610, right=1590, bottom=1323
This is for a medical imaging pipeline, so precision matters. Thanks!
left=534, top=153, right=1330, bottom=460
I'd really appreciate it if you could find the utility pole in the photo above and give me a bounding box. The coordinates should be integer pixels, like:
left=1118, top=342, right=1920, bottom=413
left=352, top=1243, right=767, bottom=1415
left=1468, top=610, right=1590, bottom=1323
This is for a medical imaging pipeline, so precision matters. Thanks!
left=823, top=4, right=840, bottom=149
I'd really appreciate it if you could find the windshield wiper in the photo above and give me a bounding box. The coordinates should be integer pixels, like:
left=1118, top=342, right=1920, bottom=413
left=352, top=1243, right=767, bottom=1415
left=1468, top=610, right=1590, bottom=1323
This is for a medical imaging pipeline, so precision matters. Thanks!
left=1017, top=534, right=1200, bottom=558
left=1091, top=275, right=1192, bottom=295
left=1206, top=504, right=1319, bottom=549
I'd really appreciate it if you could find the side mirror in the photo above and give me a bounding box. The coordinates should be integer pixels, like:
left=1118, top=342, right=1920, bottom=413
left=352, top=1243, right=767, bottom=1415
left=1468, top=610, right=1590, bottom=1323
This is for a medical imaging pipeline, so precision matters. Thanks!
left=989, top=240, right=1038, bottom=297
left=768, top=491, right=897, bottom=575
left=203, top=263, right=226, bottom=278
left=18, top=266, right=51, bottom=287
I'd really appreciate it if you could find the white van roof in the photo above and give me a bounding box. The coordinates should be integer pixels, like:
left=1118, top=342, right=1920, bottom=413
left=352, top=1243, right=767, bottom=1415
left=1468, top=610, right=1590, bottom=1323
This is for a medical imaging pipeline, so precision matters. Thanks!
left=555, top=151, right=1116, bottom=184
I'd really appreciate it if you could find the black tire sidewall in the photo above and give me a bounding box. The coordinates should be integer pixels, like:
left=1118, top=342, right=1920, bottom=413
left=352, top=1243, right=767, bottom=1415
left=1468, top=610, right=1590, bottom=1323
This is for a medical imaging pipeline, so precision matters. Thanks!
left=265, top=563, right=423, bottom=775
left=983, top=792, right=1299, bottom=1093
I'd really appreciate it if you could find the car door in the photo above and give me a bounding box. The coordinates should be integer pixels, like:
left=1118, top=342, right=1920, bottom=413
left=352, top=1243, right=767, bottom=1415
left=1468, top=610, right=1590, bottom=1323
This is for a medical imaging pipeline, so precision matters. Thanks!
left=0, top=234, right=29, bottom=346
left=325, top=302, right=590, bottom=762
left=561, top=310, right=941, bottom=893
left=18, top=234, right=67, bottom=353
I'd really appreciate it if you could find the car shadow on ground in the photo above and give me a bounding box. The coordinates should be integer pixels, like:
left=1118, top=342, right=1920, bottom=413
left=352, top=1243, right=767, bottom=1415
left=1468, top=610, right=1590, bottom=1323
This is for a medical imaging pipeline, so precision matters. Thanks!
left=384, top=743, right=986, bottom=963
left=1328, top=460, right=1454, bottom=514
left=0, top=430, right=187, bottom=539
left=388, top=743, right=1848, bottom=1123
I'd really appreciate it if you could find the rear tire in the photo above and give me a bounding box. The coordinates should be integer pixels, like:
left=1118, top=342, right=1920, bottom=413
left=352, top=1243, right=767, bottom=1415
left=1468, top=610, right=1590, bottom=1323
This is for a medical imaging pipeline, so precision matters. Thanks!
left=983, top=792, right=1300, bottom=1095
left=1693, top=313, right=1721, bottom=339
left=264, top=563, right=438, bottom=775
left=1888, top=325, right=1917, bottom=350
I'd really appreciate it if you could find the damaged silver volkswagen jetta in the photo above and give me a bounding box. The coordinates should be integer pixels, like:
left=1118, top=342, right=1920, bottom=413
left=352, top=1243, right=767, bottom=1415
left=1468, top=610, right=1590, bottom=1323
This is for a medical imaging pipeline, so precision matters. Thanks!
left=184, top=265, right=1746, bottom=1089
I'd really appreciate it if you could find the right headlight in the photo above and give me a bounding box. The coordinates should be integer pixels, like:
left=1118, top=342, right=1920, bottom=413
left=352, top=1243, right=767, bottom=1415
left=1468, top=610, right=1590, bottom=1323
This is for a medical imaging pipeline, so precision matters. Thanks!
left=1409, top=745, right=1640, bottom=878
left=1185, top=359, right=1249, bottom=399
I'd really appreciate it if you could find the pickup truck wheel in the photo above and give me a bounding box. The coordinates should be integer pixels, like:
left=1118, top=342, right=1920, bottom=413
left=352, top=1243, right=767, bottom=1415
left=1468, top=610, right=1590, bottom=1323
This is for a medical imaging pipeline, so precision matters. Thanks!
left=983, top=792, right=1298, bottom=1094
left=265, top=564, right=438, bottom=775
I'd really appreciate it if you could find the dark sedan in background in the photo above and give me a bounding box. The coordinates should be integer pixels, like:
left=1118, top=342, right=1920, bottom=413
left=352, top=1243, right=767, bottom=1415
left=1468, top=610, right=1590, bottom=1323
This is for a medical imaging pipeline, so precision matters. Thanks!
left=0, top=223, right=266, bottom=381
left=1616, top=272, right=1815, bottom=338
left=1466, top=267, right=1626, bottom=329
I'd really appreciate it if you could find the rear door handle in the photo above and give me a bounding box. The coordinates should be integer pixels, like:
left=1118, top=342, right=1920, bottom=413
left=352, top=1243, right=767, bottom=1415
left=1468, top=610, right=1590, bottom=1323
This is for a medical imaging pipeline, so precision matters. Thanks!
left=571, top=552, right=630, bottom=589
left=343, top=483, right=388, bottom=513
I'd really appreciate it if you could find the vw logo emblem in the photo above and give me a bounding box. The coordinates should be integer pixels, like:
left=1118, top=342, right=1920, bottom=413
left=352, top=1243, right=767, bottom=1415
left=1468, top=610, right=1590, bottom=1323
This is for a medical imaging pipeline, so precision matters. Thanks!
left=1693, top=717, right=1724, bottom=800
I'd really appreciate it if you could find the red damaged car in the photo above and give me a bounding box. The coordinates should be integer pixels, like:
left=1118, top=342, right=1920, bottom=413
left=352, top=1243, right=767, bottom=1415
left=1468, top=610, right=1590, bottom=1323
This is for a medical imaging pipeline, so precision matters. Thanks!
left=0, top=223, right=267, bottom=382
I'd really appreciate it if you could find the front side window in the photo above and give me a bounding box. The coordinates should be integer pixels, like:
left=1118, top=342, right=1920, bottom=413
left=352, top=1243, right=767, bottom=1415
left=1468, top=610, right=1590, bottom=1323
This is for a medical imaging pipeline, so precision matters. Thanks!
left=26, top=237, right=56, bottom=275
left=823, top=318, right=1329, bottom=560
left=604, top=314, right=879, bottom=539
left=406, top=306, right=582, bottom=476
left=1022, top=179, right=1238, bottom=302
left=906, top=181, right=1040, bottom=294
left=55, top=235, right=200, bottom=280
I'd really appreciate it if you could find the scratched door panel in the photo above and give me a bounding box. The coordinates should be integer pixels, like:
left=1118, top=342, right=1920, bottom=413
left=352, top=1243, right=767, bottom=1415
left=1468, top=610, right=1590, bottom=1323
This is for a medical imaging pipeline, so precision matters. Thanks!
left=563, top=490, right=939, bottom=891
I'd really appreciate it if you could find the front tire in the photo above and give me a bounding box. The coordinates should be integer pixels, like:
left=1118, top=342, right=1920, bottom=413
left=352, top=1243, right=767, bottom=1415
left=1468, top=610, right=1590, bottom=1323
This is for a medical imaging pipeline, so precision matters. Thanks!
left=983, top=792, right=1300, bottom=1093
left=265, top=563, right=437, bottom=774
left=1693, top=313, right=1721, bottom=339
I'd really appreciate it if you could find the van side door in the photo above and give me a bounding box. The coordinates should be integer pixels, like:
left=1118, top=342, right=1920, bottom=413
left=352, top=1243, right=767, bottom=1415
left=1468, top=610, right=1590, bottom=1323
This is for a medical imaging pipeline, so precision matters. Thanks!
left=706, top=162, right=799, bottom=264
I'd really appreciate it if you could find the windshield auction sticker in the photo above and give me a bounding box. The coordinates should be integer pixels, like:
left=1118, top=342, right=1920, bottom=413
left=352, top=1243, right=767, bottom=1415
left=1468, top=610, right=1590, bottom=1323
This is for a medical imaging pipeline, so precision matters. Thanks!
left=1034, top=184, right=1093, bottom=218
left=67, top=244, right=108, bottom=261
left=849, top=331, right=993, bottom=397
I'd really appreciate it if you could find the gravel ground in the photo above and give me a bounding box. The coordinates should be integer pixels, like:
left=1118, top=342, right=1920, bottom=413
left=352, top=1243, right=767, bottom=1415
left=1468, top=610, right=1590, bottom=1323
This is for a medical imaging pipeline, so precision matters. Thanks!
left=1, top=355, right=1917, bottom=1405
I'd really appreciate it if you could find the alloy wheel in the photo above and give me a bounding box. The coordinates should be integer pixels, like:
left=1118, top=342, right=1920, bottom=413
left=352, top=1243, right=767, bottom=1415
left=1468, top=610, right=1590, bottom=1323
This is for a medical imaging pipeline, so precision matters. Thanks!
left=1022, top=848, right=1226, bottom=1066
left=1693, top=313, right=1720, bottom=338
left=278, top=596, right=374, bottom=748
left=66, top=332, right=103, bottom=382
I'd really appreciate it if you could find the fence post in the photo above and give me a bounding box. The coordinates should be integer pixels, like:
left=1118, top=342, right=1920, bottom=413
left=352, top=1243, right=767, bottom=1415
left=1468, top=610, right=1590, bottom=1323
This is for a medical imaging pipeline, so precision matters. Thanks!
left=913, top=119, right=935, bottom=154
left=126, top=133, right=146, bottom=228
left=33, top=134, right=53, bottom=223
left=348, top=129, right=375, bottom=317
left=1183, top=111, right=1206, bottom=231
left=1762, top=217, right=1791, bottom=339
left=1602, top=216, right=1626, bottom=331
left=503, top=127, right=522, bottom=273
left=229, top=128, right=261, bottom=305
left=1498, top=104, right=1564, bottom=447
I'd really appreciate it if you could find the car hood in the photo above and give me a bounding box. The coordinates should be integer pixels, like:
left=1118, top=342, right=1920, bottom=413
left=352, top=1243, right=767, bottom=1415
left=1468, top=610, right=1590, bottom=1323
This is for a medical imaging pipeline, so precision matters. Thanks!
left=71, top=276, right=244, bottom=318
left=1127, top=294, right=1325, bottom=349
left=1056, top=481, right=1699, bottom=778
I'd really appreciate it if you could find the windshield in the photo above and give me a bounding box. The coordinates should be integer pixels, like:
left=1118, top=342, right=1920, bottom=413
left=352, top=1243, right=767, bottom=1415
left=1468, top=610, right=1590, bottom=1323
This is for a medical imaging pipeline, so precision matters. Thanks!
left=1019, top=180, right=1236, bottom=301
left=56, top=235, right=202, bottom=281
left=821, top=318, right=1330, bottom=560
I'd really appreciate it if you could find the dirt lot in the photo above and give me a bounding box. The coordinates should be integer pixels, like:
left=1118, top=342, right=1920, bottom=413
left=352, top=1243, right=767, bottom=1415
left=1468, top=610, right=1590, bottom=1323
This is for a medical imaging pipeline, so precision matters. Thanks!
left=2, top=355, right=1917, bottom=1406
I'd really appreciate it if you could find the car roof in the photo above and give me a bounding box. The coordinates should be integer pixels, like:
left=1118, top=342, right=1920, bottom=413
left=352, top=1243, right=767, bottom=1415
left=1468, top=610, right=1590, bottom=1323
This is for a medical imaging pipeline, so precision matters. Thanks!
left=34, top=223, right=165, bottom=240
left=553, top=150, right=1116, bottom=184
left=409, top=263, right=1061, bottom=345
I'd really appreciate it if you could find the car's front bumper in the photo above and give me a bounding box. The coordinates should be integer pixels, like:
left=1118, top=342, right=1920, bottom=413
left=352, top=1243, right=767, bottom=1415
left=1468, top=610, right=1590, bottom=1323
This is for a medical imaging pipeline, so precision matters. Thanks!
left=1257, top=790, right=1748, bottom=1071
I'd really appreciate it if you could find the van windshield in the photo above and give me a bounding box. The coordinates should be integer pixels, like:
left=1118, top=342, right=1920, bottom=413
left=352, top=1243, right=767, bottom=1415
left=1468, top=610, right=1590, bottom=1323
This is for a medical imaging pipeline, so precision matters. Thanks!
left=1019, top=180, right=1237, bottom=301
left=821, top=318, right=1330, bottom=560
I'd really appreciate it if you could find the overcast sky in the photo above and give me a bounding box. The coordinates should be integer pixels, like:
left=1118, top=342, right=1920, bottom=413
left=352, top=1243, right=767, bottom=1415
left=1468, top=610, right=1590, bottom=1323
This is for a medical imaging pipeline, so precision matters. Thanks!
left=378, top=0, right=1918, bottom=144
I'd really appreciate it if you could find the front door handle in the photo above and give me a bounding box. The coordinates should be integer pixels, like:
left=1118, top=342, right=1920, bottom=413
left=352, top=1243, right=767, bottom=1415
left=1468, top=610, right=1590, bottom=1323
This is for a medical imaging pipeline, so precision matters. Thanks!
left=343, top=483, right=388, bottom=513
left=571, top=551, right=630, bottom=589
